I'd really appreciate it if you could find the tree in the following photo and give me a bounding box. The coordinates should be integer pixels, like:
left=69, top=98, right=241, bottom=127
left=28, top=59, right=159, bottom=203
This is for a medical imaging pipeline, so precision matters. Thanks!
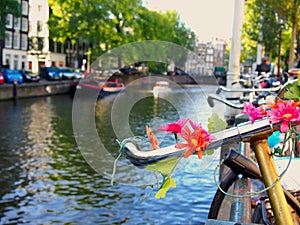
left=242, top=0, right=298, bottom=71
left=134, top=8, right=194, bottom=49
left=131, top=8, right=195, bottom=72
left=0, top=0, right=21, bottom=66
left=48, top=0, right=144, bottom=65
left=48, top=0, right=195, bottom=71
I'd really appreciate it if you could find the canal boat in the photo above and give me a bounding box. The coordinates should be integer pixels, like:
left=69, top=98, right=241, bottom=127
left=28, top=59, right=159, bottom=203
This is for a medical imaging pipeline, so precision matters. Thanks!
left=153, top=81, right=171, bottom=98
left=99, top=79, right=125, bottom=98
left=72, top=78, right=124, bottom=98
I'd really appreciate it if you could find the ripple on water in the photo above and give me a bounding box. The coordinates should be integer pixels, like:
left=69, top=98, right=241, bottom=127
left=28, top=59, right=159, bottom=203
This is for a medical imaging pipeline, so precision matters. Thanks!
left=0, top=88, right=225, bottom=224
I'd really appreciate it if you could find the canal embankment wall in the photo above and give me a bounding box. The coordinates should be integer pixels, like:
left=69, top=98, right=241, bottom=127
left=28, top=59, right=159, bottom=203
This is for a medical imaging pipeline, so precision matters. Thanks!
left=0, top=80, right=73, bottom=101
left=0, top=74, right=219, bottom=101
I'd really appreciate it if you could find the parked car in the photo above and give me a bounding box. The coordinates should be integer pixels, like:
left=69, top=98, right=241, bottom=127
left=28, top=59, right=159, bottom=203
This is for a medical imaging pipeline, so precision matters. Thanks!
left=213, top=66, right=227, bottom=86
left=59, top=67, right=76, bottom=80
left=20, top=70, right=40, bottom=82
left=2, top=69, right=23, bottom=84
left=120, top=66, right=138, bottom=75
left=73, top=69, right=85, bottom=79
left=39, top=66, right=62, bottom=81
left=0, top=72, right=4, bottom=84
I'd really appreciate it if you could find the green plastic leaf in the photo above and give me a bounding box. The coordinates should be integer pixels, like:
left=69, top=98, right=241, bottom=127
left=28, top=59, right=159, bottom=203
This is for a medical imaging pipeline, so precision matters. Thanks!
left=146, top=157, right=180, bottom=198
left=284, top=76, right=300, bottom=100
left=203, top=149, right=215, bottom=155
left=208, top=113, right=228, bottom=132
left=155, top=176, right=176, bottom=199
left=146, top=156, right=179, bottom=176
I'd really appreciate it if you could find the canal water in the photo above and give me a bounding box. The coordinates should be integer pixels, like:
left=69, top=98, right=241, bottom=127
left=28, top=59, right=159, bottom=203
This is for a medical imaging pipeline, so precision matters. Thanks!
left=0, top=84, right=226, bottom=224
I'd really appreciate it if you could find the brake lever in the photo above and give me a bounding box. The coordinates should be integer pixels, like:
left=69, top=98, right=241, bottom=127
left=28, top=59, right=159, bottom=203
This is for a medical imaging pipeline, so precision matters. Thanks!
left=207, top=95, right=244, bottom=109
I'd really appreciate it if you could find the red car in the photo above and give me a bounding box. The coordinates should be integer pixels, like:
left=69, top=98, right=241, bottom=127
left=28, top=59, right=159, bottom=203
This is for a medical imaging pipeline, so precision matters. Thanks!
left=0, top=72, right=4, bottom=84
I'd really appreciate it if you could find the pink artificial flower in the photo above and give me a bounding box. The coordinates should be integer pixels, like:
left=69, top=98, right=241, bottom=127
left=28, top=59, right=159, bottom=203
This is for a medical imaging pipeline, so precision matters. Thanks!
left=267, top=100, right=300, bottom=133
left=176, top=125, right=213, bottom=159
left=242, top=102, right=267, bottom=124
left=157, top=118, right=189, bottom=134
left=188, top=119, right=202, bottom=130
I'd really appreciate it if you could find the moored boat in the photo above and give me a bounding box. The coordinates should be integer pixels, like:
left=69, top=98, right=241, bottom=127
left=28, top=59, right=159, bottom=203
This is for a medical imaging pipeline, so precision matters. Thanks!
left=71, top=78, right=125, bottom=98
left=99, top=79, right=125, bottom=97
left=153, top=81, right=171, bottom=98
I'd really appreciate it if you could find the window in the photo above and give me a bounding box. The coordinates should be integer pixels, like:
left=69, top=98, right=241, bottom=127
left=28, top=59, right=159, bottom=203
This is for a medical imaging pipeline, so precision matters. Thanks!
left=57, top=42, right=62, bottom=53
left=21, top=56, right=27, bottom=70
left=21, top=34, right=28, bottom=50
left=14, top=55, right=19, bottom=70
left=5, top=55, right=11, bottom=67
left=38, top=5, right=42, bottom=12
left=6, top=14, right=13, bottom=28
left=37, top=21, right=43, bottom=32
left=5, top=31, right=12, bottom=48
left=14, top=17, right=21, bottom=30
left=207, top=49, right=213, bottom=54
left=38, top=37, right=44, bottom=51
left=22, top=18, right=28, bottom=32
left=206, top=55, right=213, bottom=63
left=13, top=32, right=20, bottom=49
left=22, top=1, right=28, bottom=15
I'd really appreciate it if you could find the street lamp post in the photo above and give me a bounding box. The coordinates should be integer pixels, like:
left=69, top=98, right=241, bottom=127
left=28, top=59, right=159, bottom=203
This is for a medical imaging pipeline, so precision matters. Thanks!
left=275, top=13, right=285, bottom=81
left=277, top=27, right=282, bottom=80
left=225, top=0, right=245, bottom=122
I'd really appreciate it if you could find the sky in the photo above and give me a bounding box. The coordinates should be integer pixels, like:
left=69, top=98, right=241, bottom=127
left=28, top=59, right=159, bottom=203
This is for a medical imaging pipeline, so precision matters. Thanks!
left=144, top=0, right=235, bottom=42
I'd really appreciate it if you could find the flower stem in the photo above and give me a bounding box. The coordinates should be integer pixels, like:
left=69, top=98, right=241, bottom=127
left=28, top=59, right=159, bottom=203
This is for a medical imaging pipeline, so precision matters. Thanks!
left=174, top=133, right=178, bottom=144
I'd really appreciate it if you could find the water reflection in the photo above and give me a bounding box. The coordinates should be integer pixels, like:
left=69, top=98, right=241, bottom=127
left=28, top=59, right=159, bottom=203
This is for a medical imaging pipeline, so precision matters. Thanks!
left=0, top=86, right=225, bottom=224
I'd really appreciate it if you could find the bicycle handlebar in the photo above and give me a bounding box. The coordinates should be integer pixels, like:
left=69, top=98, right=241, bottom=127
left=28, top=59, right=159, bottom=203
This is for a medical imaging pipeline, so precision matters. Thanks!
left=211, top=79, right=298, bottom=110
left=216, top=85, right=281, bottom=94
left=207, top=95, right=264, bottom=109
left=122, top=118, right=294, bottom=167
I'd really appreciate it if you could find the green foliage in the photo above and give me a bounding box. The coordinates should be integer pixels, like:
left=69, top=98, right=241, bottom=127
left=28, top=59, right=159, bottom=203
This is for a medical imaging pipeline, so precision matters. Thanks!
left=48, top=0, right=109, bottom=44
left=147, top=62, right=167, bottom=74
left=242, top=0, right=295, bottom=64
left=48, top=0, right=195, bottom=61
left=0, top=0, right=21, bottom=39
left=134, top=8, right=195, bottom=50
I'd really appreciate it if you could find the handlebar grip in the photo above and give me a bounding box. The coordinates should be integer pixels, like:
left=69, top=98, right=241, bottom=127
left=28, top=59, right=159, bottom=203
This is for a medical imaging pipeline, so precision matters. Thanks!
left=224, top=149, right=261, bottom=179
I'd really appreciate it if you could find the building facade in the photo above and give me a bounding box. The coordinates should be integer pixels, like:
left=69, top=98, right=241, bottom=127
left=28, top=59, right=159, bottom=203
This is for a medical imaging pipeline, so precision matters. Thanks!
left=28, top=0, right=66, bottom=73
left=196, top=38, right=228, bottom=75
left=2, top=0, right=29, bottom=70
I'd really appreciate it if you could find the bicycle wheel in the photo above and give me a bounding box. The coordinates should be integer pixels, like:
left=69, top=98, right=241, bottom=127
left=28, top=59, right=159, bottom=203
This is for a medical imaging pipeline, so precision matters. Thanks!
left=207, top=168, right=300, bottom=223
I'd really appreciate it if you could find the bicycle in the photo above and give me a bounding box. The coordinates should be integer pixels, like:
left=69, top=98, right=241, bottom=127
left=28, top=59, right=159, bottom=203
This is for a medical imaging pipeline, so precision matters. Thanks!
left=207, top=80, right=300, bottom=224
left=122, top=117, right=300, bottom=224
left=119, top=76, right=300, bottom=224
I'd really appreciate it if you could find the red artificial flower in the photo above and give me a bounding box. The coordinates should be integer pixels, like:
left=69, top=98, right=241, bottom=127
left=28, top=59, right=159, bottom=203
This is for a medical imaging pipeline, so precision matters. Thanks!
left=157, top=118, right=189, bottom=134
left=146, top=125, right=160, bottom=150
left=176, top=125, right=213, bottom=159
left=242, top=102, right=267, bottom=124
left=269, top=100, right=300, bottom=109
left=267, top=100, right=300, bottom=133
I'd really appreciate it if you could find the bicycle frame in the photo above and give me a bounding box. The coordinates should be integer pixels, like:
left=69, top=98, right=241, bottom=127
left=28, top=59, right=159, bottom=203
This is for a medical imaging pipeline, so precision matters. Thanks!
left=251, top=138, right=294, bottom=224
left=122, top=118, right=299, bottom=224
left=209, top=81, right=299, bottom=223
